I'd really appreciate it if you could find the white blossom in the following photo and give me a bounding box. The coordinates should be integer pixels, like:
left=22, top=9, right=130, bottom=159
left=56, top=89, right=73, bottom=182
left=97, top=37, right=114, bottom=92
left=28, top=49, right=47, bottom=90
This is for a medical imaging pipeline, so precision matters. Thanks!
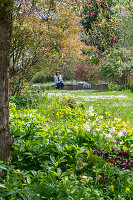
left=88, top=106, right=94, bottom=116
left=96, top=128, right=101, bottom=132
left=99, top=115, right=103, bottom=119
left=117, top=131, right=123, bottom=138
left=110, top=127, right=116, bottom=134
left=121, top=128, right=127, bottom=135
left=104, top=133, right=112, bottom=140
left=83, top=122, right=91, bottom=132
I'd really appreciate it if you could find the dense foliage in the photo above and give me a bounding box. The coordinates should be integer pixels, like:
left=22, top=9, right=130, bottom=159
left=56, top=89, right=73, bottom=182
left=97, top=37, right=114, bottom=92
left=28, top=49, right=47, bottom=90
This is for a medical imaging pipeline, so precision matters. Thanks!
left=0, top=89, right=132, bottom=199
left=80, top=0, right=120, bottom=52
left=10, top=0, right=92, bottom=95
left=100, top=48, right=133, bottom=85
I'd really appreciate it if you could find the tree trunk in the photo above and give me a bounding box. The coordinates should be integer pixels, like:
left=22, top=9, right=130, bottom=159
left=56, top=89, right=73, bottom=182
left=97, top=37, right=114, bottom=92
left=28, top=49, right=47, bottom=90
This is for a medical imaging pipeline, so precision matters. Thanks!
left=0, top=1, right=13, bottom=162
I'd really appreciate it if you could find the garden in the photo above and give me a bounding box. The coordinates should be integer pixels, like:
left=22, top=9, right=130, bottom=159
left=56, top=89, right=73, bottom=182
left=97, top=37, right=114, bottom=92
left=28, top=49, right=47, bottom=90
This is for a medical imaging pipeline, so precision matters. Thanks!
left=0, top=0, right=133, bottom=199
left=0, top=88, right=133, bottom=199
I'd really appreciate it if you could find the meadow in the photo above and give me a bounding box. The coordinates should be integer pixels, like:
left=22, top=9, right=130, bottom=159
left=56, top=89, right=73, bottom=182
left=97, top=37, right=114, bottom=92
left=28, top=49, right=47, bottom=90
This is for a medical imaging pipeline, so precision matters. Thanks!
left=0, top=88, right=133, bottom=200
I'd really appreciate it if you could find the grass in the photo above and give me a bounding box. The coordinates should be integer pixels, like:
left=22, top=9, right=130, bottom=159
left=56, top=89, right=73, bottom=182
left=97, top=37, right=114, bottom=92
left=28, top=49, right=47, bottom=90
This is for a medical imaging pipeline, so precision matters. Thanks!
left=46, top=89, right=133, bottom=127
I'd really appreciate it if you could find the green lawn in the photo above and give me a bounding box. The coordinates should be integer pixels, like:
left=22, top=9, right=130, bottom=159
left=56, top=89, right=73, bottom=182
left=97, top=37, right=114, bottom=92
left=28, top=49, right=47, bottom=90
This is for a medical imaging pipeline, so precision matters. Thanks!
left=46, top=89, right=133, bottom=127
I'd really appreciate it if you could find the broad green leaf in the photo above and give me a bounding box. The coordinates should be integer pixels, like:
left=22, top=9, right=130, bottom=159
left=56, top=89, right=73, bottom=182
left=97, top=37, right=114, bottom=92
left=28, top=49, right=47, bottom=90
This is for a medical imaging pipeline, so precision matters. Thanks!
left=0, top=183, right=7, bottom=189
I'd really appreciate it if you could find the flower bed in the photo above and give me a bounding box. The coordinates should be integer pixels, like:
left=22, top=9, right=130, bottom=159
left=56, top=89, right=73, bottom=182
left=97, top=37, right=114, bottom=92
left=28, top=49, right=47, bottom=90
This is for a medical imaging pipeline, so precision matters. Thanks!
left=0, top=91, right=132, bottom=199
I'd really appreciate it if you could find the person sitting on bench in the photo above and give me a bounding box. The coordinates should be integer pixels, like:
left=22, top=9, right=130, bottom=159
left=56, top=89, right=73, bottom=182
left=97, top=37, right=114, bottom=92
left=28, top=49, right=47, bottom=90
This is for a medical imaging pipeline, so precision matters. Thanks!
left=54, top=71, right=64, bottom=89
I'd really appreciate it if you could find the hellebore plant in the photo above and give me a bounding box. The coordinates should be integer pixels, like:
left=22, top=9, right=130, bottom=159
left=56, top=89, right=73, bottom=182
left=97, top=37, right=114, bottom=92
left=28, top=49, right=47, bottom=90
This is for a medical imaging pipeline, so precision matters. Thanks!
left=93, top=147, right=133, bottom=170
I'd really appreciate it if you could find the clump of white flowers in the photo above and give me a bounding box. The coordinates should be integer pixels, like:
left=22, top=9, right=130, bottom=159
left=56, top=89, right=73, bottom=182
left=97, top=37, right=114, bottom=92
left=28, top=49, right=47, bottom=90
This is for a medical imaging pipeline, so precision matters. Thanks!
left=83, top=122, right=91, bottom=132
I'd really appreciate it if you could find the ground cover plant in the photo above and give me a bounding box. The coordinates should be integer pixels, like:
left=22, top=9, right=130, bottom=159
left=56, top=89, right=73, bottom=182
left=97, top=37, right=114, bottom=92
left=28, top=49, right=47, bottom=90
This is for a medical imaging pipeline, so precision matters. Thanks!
left=0, top=88, right=133, bottom=200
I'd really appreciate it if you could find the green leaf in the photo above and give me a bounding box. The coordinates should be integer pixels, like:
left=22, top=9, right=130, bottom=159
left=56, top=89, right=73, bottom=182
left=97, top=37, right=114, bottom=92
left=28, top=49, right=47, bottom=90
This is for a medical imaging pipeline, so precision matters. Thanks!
left=61, top=171, right=71, bottom=177
left=0, top=164, right=8, bottom=170
left=50, top=155, right=56, bottom=164
left=30, top=170, right=37, bottom=176
left=76, top=189, right=84, bottom=200
left=18, top=191, right=27, bottom=200
left=26, top=175, right=31, bottom=184
left=0, top=183, right=7, bottom=189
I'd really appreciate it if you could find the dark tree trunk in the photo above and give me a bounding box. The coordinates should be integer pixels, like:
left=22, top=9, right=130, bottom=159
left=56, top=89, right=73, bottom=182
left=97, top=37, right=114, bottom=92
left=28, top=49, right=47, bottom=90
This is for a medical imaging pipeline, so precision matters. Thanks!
left=0, top=1, right=13, bottom=162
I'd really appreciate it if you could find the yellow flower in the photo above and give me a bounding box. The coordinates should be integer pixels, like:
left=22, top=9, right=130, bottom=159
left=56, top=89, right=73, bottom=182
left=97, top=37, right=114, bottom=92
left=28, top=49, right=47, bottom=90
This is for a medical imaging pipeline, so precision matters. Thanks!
left=125, top=188, right=130, bottom=192
left=109, top=185, right=114, bottom=192
left=56, top=113, right=59, bottom=117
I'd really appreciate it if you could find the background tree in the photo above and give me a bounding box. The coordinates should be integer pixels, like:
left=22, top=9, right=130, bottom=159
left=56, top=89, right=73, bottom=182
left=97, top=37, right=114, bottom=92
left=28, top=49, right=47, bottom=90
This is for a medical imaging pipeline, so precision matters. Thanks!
left=100, top=0, right=133, bottom=85
left=118, top=0, right=133, bottom=48
left=10, top=0, right=88, bottom=94
left=80, top=0, right=120, bottom=52
left=73, top=0, right=133, bottom=84
left=10, top=1, right=48, bottom=95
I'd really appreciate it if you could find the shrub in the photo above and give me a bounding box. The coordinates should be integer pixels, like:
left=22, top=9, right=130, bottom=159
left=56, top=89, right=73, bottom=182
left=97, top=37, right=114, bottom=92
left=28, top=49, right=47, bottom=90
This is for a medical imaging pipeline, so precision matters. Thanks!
left=128, top=81, right=133, bottom=92
left=108, top=82, right=126, bottom=91
left=10, top=86, right=45, bottom=109
left=74, top=62, right=90, bottom=82
left=100, top=48, right=133, bottom=86
left=31, top=70, right=54, bottom=83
